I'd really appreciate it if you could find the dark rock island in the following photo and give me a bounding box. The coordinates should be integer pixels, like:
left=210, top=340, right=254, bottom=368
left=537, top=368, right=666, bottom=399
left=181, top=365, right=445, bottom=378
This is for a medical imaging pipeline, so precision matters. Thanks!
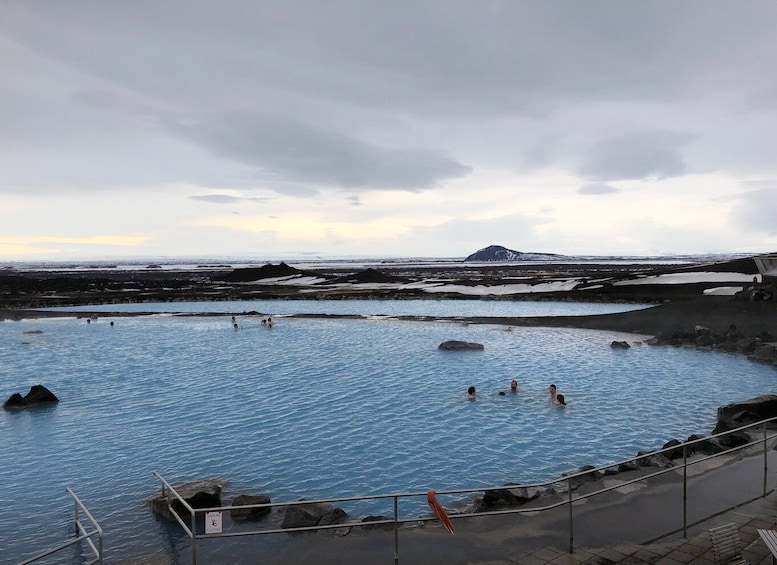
left=3, top=385, right=59, bottom=410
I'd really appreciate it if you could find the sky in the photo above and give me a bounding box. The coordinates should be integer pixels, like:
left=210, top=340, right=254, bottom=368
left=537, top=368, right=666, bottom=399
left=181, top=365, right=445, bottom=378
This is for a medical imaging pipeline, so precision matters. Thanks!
left=1, top=1, right=776, bottom=261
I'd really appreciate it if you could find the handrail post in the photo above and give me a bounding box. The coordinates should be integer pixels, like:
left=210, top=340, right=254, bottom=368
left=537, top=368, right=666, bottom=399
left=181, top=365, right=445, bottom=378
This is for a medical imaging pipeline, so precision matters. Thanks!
left=73, top=494, right=79, bottom=536
left=191, top=508, right=197, bottom=565
left=568, top=477, right=574, bottom=554
left=682, top=444, right=688, bottom=538
left=393, top=495, right=399, bottom=565
left=764, top=422, right=768, bottom=497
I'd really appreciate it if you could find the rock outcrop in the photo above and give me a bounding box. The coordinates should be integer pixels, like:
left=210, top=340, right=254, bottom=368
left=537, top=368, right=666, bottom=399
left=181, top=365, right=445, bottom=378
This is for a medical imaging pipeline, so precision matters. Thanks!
left=221, top=262, right=305, bottom=282
left=3, top=385, right=59, bottom=410
left=145, top=479, right=225, bottom=522
left=480, top=483, right=540, bottom=509
left=438, top=340, right=484, bottom=351
left=332, top=268, right=411, bottom=284
left=230, top=494, right=272, bottom=522
left=281, top=501, right=349, bottom=529
left=647, top=328, right=777, bottom=367
left=714, top=394, right=777, bottom=433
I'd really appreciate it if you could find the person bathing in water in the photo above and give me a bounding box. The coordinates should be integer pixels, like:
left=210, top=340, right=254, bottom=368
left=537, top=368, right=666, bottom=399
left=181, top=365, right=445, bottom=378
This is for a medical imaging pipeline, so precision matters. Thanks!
left=549, top=384, right=567, bottom=406
left=466, top=386, right=476, bottom=400
left=498, top=380, right=519, bottom=396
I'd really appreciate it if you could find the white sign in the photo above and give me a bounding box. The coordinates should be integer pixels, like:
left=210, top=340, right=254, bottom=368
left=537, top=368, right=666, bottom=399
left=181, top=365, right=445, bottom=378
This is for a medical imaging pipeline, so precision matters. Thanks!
left=205, top=511, right=222, bottom=534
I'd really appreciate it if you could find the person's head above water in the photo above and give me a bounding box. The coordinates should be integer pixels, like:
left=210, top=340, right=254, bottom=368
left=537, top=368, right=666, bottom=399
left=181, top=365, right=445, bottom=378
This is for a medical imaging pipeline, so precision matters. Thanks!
left=467, top=386, right=476, bottom=398
left=549, top=384, right=557, bottom=395
left=510, top=380, right=518, bottom=391
left=556, top=394, right=567, bottom=406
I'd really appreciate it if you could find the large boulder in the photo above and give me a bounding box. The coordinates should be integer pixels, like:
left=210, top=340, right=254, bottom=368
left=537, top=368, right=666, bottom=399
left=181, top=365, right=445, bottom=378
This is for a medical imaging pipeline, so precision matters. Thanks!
left=230, top=494, right=272, bottom=522
left=145, top=479, right=225, bottom=522
left=715, top=395, right=777, bottom=432
left=686, top=434, right=725, bottom=455
left=561, top=465, right=604, bottom=489
left=750, top=344, right=777, bottom=366
left=438, top=340, right=484, bottom=351
left=281, top=501, right=341, bottom=529
left=482, top=483, right=540, bottom=508
left=319, top=507, right=349, bottom=526
left=661, top=439, right=685, bottom=460
left=716, top=430, right=752, bottom=449
left=3, top=385, right=59, bottom=410
left=636, top=450, right=673, bottom=468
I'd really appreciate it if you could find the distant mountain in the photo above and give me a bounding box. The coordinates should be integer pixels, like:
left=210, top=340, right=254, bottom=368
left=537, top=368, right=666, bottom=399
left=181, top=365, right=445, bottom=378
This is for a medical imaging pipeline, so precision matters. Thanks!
left=464, top=245, right=566, bottom=262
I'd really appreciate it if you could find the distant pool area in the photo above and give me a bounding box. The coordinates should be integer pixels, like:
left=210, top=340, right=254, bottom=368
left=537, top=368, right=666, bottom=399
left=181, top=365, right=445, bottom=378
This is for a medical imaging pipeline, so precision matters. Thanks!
left=2, top=302, right=776, bottom=563
left=41, top=298, right=653, bottom=318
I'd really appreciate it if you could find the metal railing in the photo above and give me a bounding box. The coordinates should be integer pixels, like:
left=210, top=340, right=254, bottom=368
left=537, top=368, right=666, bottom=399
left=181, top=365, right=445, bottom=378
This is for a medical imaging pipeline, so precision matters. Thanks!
left=153, top=416, right=777, bottom=564
left=18, top=487, right=103, bottom=565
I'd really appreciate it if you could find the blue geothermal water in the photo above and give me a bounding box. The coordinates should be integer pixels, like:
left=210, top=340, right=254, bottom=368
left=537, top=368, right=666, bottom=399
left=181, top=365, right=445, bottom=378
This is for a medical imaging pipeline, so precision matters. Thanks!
left=38, top=298, right=652, bottom=317
left=1, top=301, right=775, bottom=563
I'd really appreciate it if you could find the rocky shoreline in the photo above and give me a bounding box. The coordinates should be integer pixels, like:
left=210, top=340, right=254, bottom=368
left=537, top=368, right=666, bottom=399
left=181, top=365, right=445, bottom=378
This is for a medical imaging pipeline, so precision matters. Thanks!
left=141, top=394, right=777, bottom=537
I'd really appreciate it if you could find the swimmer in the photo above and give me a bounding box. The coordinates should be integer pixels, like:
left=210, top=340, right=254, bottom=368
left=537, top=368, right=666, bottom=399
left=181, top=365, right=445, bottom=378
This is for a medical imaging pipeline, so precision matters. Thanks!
left=556, top=394, right=567, bottom=406
left=233, top=323, right=239, bottom=330
left=549, top=384, right=557, bottom=404
left=466, top=386, right=476, bottom=400
left=267, top=317, right=274, bottom=328
left=499, top=380, right=519, bottom=396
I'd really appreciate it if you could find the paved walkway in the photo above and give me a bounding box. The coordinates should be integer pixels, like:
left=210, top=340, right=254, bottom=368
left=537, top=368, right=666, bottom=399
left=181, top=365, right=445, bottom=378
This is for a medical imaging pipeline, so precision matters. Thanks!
left=506, top=488, right=777, bottom=564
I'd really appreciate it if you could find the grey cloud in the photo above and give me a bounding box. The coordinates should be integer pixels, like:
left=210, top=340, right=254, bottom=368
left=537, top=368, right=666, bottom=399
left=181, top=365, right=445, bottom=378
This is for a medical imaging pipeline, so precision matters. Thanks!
left=577, top=183, right=621, bottom=196
left=3, top=2, right=776, bottom=121
left=1, top=1, right=775, bottom=201
left=579, top=131, right=693, bottom=182
left=188, top=195, right=273, bottom=204
left=166, top=114, right=471, bottom=192
left=730, top=188, right=777, bottom=236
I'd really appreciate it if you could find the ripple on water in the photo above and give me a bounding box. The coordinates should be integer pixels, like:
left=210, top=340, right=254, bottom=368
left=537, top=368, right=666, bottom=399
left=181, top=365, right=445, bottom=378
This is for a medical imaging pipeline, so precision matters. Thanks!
left=2, top=315, right=776, bottom=563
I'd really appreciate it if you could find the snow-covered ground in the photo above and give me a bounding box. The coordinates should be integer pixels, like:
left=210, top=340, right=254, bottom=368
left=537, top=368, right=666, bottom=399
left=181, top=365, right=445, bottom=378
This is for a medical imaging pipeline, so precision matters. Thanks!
left=614, top=272, right=759, bottom=286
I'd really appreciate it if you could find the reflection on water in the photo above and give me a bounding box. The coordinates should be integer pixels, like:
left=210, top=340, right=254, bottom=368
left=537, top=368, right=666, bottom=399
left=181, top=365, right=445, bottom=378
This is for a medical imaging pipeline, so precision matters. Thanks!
left=1, top=309, right=774, bottom=563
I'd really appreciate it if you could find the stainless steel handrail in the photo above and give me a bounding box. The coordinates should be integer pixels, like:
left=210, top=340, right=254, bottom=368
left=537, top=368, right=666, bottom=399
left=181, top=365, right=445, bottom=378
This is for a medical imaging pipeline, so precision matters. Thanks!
left=153, top=415, right=777, bottom=564
left=17, top=488, right=103, bottom=565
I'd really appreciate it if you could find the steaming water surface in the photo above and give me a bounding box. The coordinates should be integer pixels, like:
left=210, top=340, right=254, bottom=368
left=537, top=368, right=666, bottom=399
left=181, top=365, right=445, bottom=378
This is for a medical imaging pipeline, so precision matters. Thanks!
left=2, top=301, right=775, bottom=563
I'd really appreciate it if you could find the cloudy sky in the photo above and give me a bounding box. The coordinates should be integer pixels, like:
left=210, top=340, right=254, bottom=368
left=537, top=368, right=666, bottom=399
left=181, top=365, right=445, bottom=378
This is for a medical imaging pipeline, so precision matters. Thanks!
left=1, top=1, right=776, bottom=261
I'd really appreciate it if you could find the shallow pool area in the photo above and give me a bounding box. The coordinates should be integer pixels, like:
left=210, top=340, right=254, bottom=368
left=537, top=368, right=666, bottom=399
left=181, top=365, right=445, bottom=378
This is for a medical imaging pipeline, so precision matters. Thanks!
left=2, top=308, right=776, bottom=563
left=41, top=298, right=653, bottom=318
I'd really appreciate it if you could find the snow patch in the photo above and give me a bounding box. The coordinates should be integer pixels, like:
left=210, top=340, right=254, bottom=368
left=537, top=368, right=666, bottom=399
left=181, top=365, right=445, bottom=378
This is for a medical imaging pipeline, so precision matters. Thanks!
left=703, top=287, right=742, bottom=296
left=421, top=280, right=581, bottom=296
left=614, top=272, right=755, bottom=286
left=254, top=275, right=329, bottom=286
